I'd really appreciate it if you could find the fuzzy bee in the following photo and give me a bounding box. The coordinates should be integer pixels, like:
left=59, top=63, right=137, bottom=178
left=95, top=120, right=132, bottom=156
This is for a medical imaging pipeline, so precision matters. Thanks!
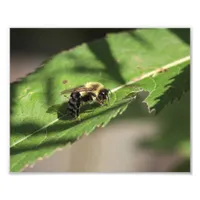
left=60, top=82, right=111, bottom=119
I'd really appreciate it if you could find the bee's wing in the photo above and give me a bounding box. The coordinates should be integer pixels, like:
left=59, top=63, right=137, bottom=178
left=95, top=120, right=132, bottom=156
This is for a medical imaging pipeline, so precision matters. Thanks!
left=60, top=88, right=75, bottom=95
left=74, top=86, right=96, bottom=92
left=60, top=85, right=83, bottom=95
left=60, top=85, right=93, bottom=95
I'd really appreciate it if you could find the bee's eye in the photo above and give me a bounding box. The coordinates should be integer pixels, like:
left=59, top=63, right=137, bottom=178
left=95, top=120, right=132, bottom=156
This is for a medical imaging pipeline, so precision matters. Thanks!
left=100, top=89, right=109, bottom=97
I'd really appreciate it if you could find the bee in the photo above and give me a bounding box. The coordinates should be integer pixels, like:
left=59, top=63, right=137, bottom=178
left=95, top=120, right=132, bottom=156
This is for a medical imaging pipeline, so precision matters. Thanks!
left=60, top=82, right=111, bottom=119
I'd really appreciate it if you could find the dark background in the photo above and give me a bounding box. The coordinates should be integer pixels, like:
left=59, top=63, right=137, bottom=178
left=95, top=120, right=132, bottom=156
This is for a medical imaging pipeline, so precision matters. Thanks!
left=11, top=28, right=131, bottom=55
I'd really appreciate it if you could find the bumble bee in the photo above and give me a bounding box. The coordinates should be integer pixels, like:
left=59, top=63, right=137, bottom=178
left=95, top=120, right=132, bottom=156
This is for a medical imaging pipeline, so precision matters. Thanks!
left=60, top=82, right=111, bottom=118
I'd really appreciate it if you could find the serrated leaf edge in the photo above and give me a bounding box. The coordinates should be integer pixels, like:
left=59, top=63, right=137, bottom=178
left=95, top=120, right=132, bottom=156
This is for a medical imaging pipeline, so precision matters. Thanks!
left=10, top=55, right=190, bottom=149
left=10, top=55, right=190, bottom=172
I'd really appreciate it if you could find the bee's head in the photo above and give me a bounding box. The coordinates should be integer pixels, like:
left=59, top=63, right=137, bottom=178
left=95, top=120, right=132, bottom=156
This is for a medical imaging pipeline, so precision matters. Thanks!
left=98, top=88, right=110, bottom=101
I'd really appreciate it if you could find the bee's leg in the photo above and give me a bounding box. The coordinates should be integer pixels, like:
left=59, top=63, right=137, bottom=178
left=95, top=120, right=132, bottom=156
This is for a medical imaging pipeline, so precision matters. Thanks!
left=96, top=97, right=104, bottom=106
left=63, top=94, right=70, bottom=100
left=90, top=92, right=97, bottom=99
left=81, top=93, right=95, bottom=104
left=74, top=100, right=82, bottom=121
left=73, top=113, right=81, bottom=121
left=57, top=110, right=65, bottom=117
left=86, top=92, right=100, bottom=105
left=71, top=110, right=81, bottom=121
left=77, top=107, right=82, bottom=121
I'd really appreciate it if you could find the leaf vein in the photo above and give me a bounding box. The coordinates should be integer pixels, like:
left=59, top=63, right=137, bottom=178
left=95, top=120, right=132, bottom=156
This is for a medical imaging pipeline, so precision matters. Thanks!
left=10, top=55, right=190, bottom=149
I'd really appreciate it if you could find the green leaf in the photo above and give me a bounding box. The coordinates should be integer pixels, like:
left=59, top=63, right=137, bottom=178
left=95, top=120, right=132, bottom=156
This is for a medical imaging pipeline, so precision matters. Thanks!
left=10, top=28, right=190, bottom=171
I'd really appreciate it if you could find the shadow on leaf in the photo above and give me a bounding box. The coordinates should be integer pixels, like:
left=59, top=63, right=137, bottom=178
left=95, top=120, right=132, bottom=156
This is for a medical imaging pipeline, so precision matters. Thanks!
left=169, top=28, right=190, bottom=45
left=87, top=39, right=126, bottom=84
left=151, top=65, right=190, bottom=114
left=128, top=30, right=154, bottom=49
left=10, top=94, right=136, bottom=156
